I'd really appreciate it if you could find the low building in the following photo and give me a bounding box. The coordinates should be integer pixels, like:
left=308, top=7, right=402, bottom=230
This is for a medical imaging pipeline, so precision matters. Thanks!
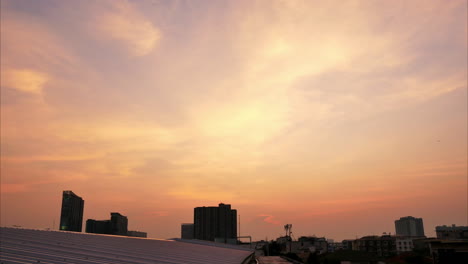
left=328, top=242, right=344, bottom=252
left=181, top=223, right=194, bottom=239
left=127, top=230, right=147, bottom=238
left=342, top=239, right=354, bottom=250
left=353, top=235, right=396, bottom=257
left=297, top=236, right=328, bottom=254
left=436, top=225, right=468, bottom=240
left=86, top=219, right=111, bottom=234
left=86, top=212, right=142, bottom=237
left=428, top=239, right=468, bottom=264
left=395, top=237, right=414, bottom=254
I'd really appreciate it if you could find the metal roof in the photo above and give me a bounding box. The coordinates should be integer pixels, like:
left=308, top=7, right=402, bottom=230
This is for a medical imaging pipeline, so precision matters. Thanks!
left=0, top=227, right=253, bottom=264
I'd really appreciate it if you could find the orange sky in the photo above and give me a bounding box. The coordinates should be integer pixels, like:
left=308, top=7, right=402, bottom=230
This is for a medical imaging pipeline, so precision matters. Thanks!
left=1, top=0, right=467, bottom=241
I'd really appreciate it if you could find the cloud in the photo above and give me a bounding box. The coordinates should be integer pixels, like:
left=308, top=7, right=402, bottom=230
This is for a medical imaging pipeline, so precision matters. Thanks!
left=97, top=0, right=161, bottom=56
left=1, top=69, right=48, bottom=95
left=258, top=214, right=281, bottom=226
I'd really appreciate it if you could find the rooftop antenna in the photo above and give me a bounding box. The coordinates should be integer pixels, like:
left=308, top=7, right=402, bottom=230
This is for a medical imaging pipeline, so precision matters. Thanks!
left=284, top=224, right=293, bottom=239
left=238, top=215, right=240, bottom=238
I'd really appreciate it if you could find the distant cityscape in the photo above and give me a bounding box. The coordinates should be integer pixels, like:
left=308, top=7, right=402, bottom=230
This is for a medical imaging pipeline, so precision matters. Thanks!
left=60, top=190, right=147, bottom=238
left=56, top=190, right=468, bottom=263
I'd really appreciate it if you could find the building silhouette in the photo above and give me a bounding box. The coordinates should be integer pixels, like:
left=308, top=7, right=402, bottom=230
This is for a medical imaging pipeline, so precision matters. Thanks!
left=59, top=191, right=84, bottom=232
left=395, top=216, right=425, bottom=237
left=86, top=212, right=128, bottom=236
left=181, top=223, right=194, bottom=239
left=436, top=225, right=468, bottom=240
left=86, top=219, right=111, bottom=234
left=127, top=230, right=147, bottom=238
left=194, top=203, right=237, bottom=242
left=110, top=212, right=128, bottom=236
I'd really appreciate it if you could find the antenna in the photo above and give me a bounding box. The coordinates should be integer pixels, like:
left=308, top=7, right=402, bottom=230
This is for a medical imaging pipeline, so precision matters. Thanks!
left=284, top=224, right=292, bottom=238
left=238, top=214, right=240, bottom=238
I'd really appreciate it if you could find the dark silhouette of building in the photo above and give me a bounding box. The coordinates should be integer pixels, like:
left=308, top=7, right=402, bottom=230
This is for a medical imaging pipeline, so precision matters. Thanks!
left=111, top=212, right=128, bottom=236
left=86, top=212, right=145, bottom=237
left=194, top=203, right=237, bottom=242
left=436, top=225, right=468, bottom=240
left=353, top=235, right=397, bottom=257
left=59, top=191, right=84, bottom=232
left=86, top=219, right=111, bottom=234
left=429, top=239, right=468, bottom=264
left=127, top=230, right=147, bottom=238
left=395, top=216, right=425, bottom=237
left=86, top=212, right=128, bottom=236
left=181, top=223, right=194, bottom=239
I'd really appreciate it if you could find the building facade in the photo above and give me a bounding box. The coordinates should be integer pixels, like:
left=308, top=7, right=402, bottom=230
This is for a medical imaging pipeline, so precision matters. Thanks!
left=110, top=212, right=128, bottom=236
left=436, top=225, right=468, bottom=240
left=86, top=212, right=130, bottom=237
left=59, top=191, right=84, bottom=232
left=181, top=223, right=194, bottom=239
left=127, top=230, right=147, bottom=238
left=194, top=203, right=237, bottom=242
left=395, top=237, right=414, bottom=254
left=395, top=216, right=425, bottom=237
left=86, top=219, right=111, bottom=234
left=353, top=235, right=397, bottom=257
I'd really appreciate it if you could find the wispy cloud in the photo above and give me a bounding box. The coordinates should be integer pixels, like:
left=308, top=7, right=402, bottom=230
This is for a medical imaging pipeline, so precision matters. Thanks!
left=258, top=214, right=281, bottom=226
left=97, top=0, right=161, bottom=56
left=0, top=0, right=466, bottom=240
left=1, top=69, right=48, bottom=95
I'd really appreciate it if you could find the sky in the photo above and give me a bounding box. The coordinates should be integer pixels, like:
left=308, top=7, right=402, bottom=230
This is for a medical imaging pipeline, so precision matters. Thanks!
left=1, top=0, right=467, bottom=241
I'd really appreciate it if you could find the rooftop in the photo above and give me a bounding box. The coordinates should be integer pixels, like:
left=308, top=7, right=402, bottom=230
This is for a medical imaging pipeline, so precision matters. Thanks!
left=0, top=227, right=253, bottom=264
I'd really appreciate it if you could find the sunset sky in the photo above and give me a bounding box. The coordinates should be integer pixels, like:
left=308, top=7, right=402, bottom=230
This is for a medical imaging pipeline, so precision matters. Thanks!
left=1, top=0, right=467, bottom=241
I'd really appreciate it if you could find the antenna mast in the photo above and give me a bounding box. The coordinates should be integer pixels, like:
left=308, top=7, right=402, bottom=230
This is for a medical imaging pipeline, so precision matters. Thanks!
left=238, top=214, right=240, bottom=238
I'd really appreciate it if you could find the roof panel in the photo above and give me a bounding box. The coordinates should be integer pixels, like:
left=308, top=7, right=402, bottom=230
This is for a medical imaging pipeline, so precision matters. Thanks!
left=0, top=227, right=253, bottom=264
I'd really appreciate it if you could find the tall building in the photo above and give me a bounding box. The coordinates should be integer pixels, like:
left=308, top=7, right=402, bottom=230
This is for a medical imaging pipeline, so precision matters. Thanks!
left=395, top=216, right=425, bottom=237
left=110, top=212, right=128, bottom=236
left=59, top=191, right=84, bottom=232
left=194, top=203, right=237, bottom=242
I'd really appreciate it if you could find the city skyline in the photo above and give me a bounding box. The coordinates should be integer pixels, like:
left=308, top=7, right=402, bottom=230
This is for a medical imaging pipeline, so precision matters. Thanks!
left=1, top=0, right=467, bottom=242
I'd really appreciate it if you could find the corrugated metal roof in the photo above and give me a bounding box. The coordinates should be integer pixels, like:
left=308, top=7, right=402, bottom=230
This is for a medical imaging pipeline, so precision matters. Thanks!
left=0, top=227, right=253, bottom=264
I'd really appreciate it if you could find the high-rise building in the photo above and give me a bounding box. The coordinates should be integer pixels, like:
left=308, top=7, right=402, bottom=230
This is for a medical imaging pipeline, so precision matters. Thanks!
left=59, top=191, right=84, bottom=232
left=194, top=203, right=237, bottom=242
left=110, top=212, right=128, bottom=236
left=395, top=216, right=425, bottom=237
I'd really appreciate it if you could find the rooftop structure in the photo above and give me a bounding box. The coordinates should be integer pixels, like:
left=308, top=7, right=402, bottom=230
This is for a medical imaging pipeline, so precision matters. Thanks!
left=0, top=227, right=253, bottom=264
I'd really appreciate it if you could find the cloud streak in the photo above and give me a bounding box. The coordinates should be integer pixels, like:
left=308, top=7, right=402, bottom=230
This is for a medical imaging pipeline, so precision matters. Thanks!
left=0, top=0, right=466, bottom=241
left=97, top=0, right=161, bottom=56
